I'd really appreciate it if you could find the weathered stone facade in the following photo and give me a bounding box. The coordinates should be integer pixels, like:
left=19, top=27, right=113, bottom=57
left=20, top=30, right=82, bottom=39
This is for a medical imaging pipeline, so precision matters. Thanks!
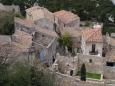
left=33, top=31, right=58, bottom=65
left=78, top=54, right=104, bottom=74
left=14, top=6, right=58, bottom=66
left=83, top=42, right=103, bottom=56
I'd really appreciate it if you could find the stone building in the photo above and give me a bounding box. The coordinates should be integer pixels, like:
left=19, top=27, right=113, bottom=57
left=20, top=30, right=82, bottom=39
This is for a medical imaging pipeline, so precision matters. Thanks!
left=81, top=26, right=103, bottom=57
left=53, top=55, right=78, bottom=75
left=14, top=7, right=58, bottom=65
left=0, top=3, right=20, bottom=13
left=103, top=34, right=115, bottom=79
left=0, top=35, right=11, bottom=45
left=54, top=10, right=80, bottom=29
left=33, top=28, right=58, bottom=66
left=26, top=5, right=55, bottom=31
left=0, top=35, right=12, bottom=59
left=14, top=17, right=35, bottom=35
left=11, top=30, right=34, bottom=61
left=0, top=33, right=33, bottom=63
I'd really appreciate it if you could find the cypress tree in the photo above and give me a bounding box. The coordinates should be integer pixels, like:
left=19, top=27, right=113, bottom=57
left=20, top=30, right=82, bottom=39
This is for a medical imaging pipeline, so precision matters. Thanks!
left=80, top=63, right=86, bottom=81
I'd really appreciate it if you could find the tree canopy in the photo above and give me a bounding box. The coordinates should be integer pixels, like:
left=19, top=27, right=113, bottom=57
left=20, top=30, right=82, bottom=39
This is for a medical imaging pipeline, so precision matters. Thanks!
left=0, top=61, right=56, bottom=86
left=0, top=0, right=115, bottom=34
left=0, top=0, right=115, bottom=23
left=58, top=32, right=72, bottom=48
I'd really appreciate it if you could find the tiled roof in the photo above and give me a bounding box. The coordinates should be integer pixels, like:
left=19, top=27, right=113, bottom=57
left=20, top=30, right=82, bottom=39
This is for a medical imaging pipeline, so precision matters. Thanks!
left=54, top=10, right=79, bottom=24
left=12, top=30, right=32, bottom=53
left=15, top=17, right=35, bottom=28
left=0, top=45, right=11, bottom=57
left=0, top=35, right=11, bottom=45
left=26, top=6, right=54, bottom=22
left=82, top=28, right=103, bottom=43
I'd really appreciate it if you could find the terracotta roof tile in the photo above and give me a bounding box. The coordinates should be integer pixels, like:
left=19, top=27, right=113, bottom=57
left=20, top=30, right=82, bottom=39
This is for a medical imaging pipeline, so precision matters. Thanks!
left=82, top=28, right=103, bottom=43
left=54, top=10, right=79, bottom=24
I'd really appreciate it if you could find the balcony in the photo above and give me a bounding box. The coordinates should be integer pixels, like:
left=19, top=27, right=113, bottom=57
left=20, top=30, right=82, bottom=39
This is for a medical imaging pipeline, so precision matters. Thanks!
left=89, top=50, right=98, bottom=55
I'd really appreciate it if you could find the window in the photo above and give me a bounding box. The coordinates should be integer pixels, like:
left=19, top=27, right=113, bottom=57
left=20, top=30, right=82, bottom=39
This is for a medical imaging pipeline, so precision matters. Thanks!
left=52, top=56, right=55, bottom=63
left=42, top=35, right=45, bottom=37
left=92, top=44, right=96, bottom=52
left=89, top=59, right=92, bottom=63
left=106, top=62, right=115, bottom=67
left=70, top=70, right=73, bottom=76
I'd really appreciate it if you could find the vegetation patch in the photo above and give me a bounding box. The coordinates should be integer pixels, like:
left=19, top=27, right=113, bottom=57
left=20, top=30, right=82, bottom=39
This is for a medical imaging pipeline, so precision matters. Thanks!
left=86, top=72, right=101, bottom=80
left=76, top=71, right=101, bottom=80
left=102, top=26, right=115, bottom=35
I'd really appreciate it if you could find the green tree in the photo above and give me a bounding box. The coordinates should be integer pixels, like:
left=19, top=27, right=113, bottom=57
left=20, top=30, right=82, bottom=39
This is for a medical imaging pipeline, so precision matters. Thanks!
left=0, top=11, right=14, bottom=35
left=8, top=62, right=31, bottom=86
left=0, top=60, right=56, bottom=86
left=58, top=32, right=72, bottom=52
left=96, top=0, right=115, bottom=23
left=0, top=64, right=9, bottom=86
left=80, top=63, right=86, bottom=81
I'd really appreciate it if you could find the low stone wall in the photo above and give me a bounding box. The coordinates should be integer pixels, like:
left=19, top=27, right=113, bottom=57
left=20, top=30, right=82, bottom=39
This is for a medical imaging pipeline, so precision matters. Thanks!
left=55, top=72, right=104, bottom=86
left=104, top=66, right=115, bottom=79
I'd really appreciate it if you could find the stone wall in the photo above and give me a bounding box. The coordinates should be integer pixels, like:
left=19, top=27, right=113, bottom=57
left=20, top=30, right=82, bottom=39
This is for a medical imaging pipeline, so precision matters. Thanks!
left=65, top=19, right=80, bottom=29
left=47, top=38, right=58, bottom=65
left=78, top=54, right=104, bottom=74
left=104, top=66, right=115, bottom=79
left=35, top=18, right=54, bottom=31
left=55, top=72, right=104, bottom=86
left=15, top=22, right=35, bottom=35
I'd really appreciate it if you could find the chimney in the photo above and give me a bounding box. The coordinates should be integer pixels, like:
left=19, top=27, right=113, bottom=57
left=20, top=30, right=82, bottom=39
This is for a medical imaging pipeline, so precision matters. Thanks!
left=93, top=23, right=103, bottom=29
left=106, top=32, right=110, bottom=45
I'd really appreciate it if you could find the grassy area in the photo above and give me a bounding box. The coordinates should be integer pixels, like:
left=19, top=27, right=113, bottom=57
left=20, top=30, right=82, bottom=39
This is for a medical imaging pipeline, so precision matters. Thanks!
left=76, top=71, right=101, bottom=80
left=86, top=72, right=101, bottom=80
